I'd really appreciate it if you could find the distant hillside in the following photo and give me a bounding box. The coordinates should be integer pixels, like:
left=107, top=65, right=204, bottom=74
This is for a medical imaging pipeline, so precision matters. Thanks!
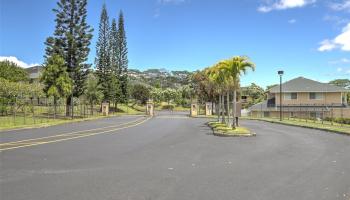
left=23, top=65, right=193, bottom=88
left=128, top=68, right=193, bottom=88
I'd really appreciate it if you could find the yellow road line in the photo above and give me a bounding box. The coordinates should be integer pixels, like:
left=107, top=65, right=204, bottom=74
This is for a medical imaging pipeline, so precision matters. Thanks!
left=0, top=117, right=145, bottom=146
left=0, top=117, right=151, bottom=152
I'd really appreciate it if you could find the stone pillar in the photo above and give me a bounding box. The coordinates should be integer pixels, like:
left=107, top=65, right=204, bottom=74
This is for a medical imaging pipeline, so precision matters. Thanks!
left=101, top=102, right=109, bottom=116
left=205, top=102, right=213, bottom=116
left=146, top=100, right=154, bottom=116
left=191, top=103, right=198, bottom=117
left=235, top=102, right=242, bottom=126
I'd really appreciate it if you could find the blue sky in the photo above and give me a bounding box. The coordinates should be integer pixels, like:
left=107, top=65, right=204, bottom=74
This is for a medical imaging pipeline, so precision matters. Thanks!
left=0, top=0, right=349, bottom=88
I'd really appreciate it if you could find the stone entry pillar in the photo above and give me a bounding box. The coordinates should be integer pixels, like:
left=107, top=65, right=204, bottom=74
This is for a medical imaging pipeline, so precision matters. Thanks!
left=102, top=102, right=109, bottom=116
left=205, top=102, right=213, bottom=116
left=146, top=100, right=154, bottom=116
left=234, top=102, right=242, bottom=126
left=191, top=103, right=198, bottom=117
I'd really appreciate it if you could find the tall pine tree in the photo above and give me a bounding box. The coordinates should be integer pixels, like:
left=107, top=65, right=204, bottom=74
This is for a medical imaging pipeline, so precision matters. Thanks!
left=110, top=19, right=118, bottom=75
left=45, top=0, right=93, bottom=116
left=110, top=18, right=122, bottom=106
left=116, top=11, right=129, bottom=102
left=95, top=4, right=113, bottom=102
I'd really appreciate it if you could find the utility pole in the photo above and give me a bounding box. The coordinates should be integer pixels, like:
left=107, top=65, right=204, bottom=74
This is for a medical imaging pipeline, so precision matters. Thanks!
left=278, top=70, right=284, bottom=121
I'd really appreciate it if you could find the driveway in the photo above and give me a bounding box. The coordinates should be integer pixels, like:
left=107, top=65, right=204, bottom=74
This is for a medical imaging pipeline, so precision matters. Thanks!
left=1, top=112, right=349, bottom=200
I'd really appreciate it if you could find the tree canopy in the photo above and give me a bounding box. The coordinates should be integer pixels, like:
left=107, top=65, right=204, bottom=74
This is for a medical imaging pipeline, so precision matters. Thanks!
left=0, top=60, right=29, bottom=82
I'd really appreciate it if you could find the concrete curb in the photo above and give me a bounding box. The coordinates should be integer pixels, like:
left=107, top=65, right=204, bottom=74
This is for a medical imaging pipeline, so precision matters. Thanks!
left=207, top=122, right=256, bottom=137
left=213, top=130, right=256, bottom=137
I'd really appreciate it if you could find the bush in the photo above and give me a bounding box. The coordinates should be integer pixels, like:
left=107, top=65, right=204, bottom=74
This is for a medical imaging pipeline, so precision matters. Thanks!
left=162, top=105, right=174, bottom=110
left=334, top=118, right=350, bottom=125
left=324, top=117, right=350, bottom=125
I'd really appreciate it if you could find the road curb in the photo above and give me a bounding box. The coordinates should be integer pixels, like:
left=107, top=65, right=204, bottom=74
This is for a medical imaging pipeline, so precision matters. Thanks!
left=207, top=122, right=256, bottom=137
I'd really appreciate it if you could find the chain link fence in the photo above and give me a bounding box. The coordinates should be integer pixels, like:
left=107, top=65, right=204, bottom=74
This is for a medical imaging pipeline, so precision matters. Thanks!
left=0, top=97, right=133, bottom=129
left=249, top=103, right=350, bottom=127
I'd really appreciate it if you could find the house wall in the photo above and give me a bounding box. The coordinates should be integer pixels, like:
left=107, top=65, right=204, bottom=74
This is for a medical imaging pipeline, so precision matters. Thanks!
left=275, top=92, right=342, bottom=105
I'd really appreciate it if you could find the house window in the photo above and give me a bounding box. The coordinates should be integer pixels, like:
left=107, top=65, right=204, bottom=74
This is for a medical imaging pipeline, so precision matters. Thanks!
left=284, top=93, right=297, bottom=100
left=309, top=92, right=323, bottom=100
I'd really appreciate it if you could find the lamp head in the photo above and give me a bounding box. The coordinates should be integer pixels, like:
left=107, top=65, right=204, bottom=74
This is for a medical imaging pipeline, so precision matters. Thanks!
left=278, top=70, right=284, bottom=76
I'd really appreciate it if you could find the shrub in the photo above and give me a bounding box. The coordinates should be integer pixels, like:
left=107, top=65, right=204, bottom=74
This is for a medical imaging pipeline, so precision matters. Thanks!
left=162, top=105, right=174, bottom=110
left=334, top=118, right=350, bottom=125
left=324, top=117, right=350, bottom=125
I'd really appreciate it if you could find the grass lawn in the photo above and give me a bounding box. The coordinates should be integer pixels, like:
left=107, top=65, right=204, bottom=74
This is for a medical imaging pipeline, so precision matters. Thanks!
left=0, top=115, right=108, bottom=131
left=0, top=104, right=144, bottom=131
left=208, top=121, right=254, bottom=136
left=245, top=117, right=350, bottom=135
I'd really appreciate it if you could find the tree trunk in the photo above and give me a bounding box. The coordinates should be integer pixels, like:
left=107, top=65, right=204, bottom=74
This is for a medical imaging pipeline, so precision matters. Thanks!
left=226, top=91, right=231, bottom=128
left=218, top=95, right=221, bottom=122
left=90, top=103, right=93, bottom=115
left=232, top=90, right=237, bottom=129
left=66, top=96, right=72, bottom=117
left=221, top=94, right=225, bottom=123
left=54, top=96, right=57, bottom=119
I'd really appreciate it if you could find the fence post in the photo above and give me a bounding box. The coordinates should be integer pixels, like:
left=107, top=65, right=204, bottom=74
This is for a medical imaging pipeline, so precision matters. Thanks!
left=33, top=102, right=36, bottom=124
left=321, top=105, right=324, bottom=124
left=24, top=101, right=26, bottom=125
left=331, top=104, right=334, bottom=125
left=13, top=97, right=17, bottom=126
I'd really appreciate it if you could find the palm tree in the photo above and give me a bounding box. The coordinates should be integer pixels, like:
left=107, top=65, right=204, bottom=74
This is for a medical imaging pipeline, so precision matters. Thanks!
left=206, top=64, right=229, bottom=124
left=218, top=56, right=255, bottom=128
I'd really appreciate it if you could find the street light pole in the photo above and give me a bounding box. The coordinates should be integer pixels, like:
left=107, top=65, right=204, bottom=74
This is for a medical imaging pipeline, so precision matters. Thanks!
left=278, top=70, right=284, bottom=121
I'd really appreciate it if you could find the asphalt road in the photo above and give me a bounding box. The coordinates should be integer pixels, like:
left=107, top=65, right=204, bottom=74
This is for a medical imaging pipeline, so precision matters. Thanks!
left=1, top=112, right=350, bottom=200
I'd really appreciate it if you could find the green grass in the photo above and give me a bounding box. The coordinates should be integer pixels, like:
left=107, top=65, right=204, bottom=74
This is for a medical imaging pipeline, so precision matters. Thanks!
left=208, top=121, right=253, bottom=136
left=244, top=117, right=350, bottom=135
left=114, top=104, right=143, bottom=115
left=0, top=104, right=144, bottom=131
left=0, top=115, right=109, bottom=131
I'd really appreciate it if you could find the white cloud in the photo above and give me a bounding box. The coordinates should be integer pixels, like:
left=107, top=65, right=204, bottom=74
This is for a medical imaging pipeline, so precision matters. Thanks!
left=0, top=56, right=39, bottom=68
left=329, top=0, right=350, bottom=11
left=318, top=39, right=337, bottom=51
left=288, top=19, right=297, bottom=24
left=318, top=22, right=350, bottom=51
left=258, top=0, right=316, bottom=12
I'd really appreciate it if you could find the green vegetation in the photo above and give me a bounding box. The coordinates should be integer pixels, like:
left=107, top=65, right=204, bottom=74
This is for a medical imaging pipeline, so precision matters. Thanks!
left=95, top=5, right=128, bottom=105
left=208, top=121, right=254, bottom=136
left=245, top=117, right=350, bottom=135
left=45, top=0, right=93, bottom=116
left=329, top=79, right=350, bottom=102
left=193, top=56, right=255, bottom=129
left=326, top=117, right=350, bottom=125
left=41, top=54, right=72, bottom=118
left=130, top=83, right=150, bottom=104
left=84, top=73, right=103, bottom=115
left=0, top=103, right=142, bottom=131
left=0, top=60, right=29, bottom=82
